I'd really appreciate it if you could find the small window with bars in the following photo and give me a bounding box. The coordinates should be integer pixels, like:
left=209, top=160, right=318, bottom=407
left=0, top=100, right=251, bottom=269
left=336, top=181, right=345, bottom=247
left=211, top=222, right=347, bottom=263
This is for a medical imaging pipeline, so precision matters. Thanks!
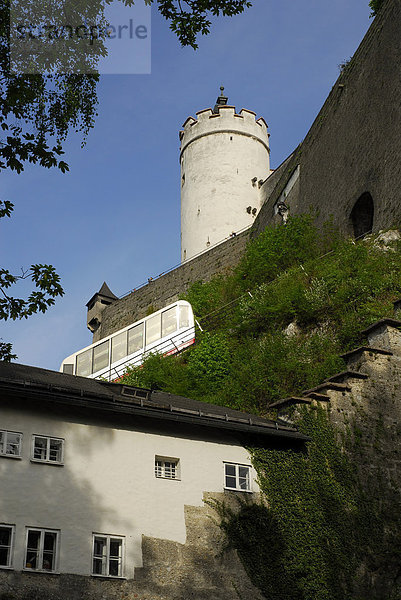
left=32, top=436, right=64, bottom=465
left=155, top=456, right=180, bottom=480
left=224, top=463, right=251, bottom=492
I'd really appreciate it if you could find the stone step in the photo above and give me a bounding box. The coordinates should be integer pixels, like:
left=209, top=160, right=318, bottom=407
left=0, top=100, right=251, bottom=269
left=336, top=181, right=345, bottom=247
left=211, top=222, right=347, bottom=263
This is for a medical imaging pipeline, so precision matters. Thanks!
left=340, top=346, right=393, bottom=362
left=303, top=381, right=351, bottom=395
left=325, top=370, right=369, bottom=383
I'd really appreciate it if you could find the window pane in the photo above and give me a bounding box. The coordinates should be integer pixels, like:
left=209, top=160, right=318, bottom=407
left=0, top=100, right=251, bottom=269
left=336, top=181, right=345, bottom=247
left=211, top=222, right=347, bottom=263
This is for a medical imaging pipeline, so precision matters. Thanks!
left=43, top=532, right=56, bottom=552
left=49, top=439, right=62, bottom=462
left=161, top=307, right=177, bottom=337
left=0, top=548, right=9, bottom=566
left=238, top=466, right=250, bottom=490
left=0, top=527, right=11, bottom=547
left=6, top=433, right=21, bottom=456
left=27, top=530, right=40, bottom=550
left=225, top=475, right=237, bottom=488
left=145, top=314, right=161, bottom=345
left=109, top=539, right=122, bottom=559
left=0, top=527, right=11, bottom=567
left=26, top=530, right=41, bottom=569
left=225, top=464, right=236, bottom=477
left=93, top=536, right=107, bottom=576
left=164, top=462, right=176, bottom=479
left=33, top=437, right=47, bottom=460
left=109, top=559, right=120, bottom=577
left=109, top=539, right=122, bottom=577
left=128, top=323, right=144, bottom=354
left=111, top=332, right=127, bottom=363
left=239, top=477, right=249, bottom=490
left=62, top=363, right=74, bottom=374
left=76, top=349, right=92, bottom=376
left=43, top=532, right=56, bottom=570
left=155, top=461, right=162, bottom=477
left=179, top=305, right=190, bottom=328
left=94, top=537, right=106, bottom=558
left=0, top=431, right=4, bottom=453
left=93, top=557, right=104, bottom=574
left=93, top=341, right=109, bottom=373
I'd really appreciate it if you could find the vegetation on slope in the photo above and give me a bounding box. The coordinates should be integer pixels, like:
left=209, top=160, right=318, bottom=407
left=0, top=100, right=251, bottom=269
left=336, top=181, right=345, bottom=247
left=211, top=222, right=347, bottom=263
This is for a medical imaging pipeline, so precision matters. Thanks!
left=120, top=216, right=401, bottom=414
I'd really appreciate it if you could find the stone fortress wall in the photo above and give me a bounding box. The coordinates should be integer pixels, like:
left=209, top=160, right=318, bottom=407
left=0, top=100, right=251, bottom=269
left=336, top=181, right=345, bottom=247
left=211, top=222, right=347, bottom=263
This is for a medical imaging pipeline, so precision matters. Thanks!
left=254, top=0, right=401, bottom=237
left=92, top=0, right=401, bottom=343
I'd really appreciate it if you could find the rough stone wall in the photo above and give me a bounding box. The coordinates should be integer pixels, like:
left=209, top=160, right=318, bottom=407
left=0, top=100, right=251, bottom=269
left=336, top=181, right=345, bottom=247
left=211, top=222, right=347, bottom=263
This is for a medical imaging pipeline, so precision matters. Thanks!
left=274, top=317, right=401, bottom=596
left=94, top=230, right=249, bottom=341
left=0, top=493, right=264, bottom=600
left=256, top=0, right=401, bottom=236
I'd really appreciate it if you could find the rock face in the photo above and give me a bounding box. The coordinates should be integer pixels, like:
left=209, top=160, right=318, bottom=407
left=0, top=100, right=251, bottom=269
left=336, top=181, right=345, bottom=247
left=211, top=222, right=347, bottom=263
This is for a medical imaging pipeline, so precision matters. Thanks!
left=0, top=494, right=264, bottom=600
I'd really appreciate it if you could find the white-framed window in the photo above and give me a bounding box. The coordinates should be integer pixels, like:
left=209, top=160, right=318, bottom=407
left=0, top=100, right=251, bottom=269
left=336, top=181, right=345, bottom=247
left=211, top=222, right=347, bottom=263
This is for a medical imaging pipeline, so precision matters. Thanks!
left=31, top=435, right=64, bottom=464
left=92, top=534, right=124, bottom=578
left=155, top=456, right=180, bottom=480
left=224, top=463, right=251, bottom=492
left=0, top=524, right=15, bottom=568
left=24, top=528, right=59, bottom=572
left=0, top=430, right=22, bottom=458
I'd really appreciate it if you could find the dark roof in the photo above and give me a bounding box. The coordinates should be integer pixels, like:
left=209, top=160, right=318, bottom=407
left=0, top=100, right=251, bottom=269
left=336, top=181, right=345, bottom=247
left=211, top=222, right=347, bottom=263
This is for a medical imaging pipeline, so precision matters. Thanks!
left=86, top=282, right=118, bottom=307
left=0, top=362, right=308, bottom=443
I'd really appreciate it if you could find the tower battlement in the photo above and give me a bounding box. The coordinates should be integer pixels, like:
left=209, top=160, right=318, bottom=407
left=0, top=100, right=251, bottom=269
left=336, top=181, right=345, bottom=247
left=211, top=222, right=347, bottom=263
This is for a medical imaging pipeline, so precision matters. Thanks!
left=179, top=106, right=269, bottom=156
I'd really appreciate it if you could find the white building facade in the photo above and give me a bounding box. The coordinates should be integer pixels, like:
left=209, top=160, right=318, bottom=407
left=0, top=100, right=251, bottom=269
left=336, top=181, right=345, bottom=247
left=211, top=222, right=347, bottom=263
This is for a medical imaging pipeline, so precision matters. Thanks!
left=0, top=363, right=305, bottom=586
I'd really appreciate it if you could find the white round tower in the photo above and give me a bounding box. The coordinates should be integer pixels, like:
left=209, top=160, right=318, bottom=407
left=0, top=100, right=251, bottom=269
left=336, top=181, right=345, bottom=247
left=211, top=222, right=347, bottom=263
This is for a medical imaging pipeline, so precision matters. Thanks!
left=179, top=87, right=270, bottom=262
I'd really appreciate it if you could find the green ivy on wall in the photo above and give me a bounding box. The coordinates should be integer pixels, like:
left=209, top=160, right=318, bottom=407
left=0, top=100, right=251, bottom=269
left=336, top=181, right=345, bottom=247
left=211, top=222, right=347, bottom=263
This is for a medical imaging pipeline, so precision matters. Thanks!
left=212, top=406, right=401, bottom=600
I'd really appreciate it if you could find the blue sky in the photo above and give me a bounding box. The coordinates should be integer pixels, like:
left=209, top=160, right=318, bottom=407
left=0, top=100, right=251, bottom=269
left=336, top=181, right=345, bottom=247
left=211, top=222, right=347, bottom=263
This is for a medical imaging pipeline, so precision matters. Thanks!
left=1, top=0, right=371, bottom=371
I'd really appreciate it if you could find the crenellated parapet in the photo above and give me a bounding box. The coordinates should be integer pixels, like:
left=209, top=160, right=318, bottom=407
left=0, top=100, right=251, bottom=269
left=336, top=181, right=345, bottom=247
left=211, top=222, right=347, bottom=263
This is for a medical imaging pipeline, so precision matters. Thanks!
left=179, top=106, right=269, bottom=157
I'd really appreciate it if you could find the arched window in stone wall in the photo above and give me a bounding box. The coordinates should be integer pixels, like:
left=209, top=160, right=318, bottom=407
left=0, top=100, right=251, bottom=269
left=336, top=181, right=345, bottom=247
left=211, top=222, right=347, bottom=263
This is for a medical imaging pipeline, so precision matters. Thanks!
left=350, top=192, right=374, bottom=238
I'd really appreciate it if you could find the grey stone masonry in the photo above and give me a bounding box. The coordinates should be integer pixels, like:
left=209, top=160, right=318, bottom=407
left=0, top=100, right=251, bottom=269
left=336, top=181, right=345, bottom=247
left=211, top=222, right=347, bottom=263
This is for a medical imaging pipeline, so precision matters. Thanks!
left=273, top=315, right=401, bottom=484
left=271, top=314, right=401, bottom=595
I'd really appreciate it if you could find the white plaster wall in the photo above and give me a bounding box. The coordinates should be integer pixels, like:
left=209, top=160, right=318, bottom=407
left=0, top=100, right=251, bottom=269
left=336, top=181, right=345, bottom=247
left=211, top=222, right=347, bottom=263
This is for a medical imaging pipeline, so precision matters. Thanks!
left=180, top=107, right=270, bottom=262
left=0, top=405, right=259, bottom=579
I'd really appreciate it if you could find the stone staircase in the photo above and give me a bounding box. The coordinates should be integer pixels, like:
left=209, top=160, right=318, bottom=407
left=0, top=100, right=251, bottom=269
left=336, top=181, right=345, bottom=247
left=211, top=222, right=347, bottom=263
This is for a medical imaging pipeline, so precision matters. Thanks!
left=271, top=303, right=401, bottom=481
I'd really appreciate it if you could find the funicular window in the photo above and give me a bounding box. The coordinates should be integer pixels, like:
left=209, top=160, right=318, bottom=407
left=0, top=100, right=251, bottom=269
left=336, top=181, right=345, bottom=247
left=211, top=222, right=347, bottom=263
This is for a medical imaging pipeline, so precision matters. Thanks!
left=145, top=314, right=161, bottom=345
left=93, top=341, right=109, bottom=373
left=111, top=331, right=127, bottom=363
left=161, top=306, right=177, bottom=337
left=128, top=323, right=144, bottom=354
left=76, top=349, right=92, bottom=377
left=179, top=304, right=190, bottom=328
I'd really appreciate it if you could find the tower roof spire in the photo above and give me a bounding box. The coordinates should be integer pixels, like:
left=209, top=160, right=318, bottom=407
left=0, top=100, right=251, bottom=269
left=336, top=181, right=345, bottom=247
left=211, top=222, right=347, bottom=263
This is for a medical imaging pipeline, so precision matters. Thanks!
left=213, top=85, right=228, bottom=113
